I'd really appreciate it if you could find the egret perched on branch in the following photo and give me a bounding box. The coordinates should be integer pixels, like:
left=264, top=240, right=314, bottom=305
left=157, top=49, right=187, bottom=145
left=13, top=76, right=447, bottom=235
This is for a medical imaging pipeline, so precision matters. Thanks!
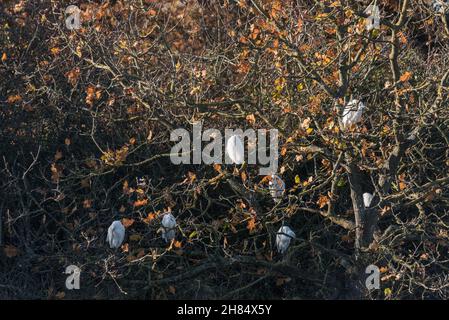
left=363, top=192, right=374, bottom=208
left=276, top=226, right=296, bottom=254
left=341, top=99, right=366, bottom=130
left=269, top=174, right=285, bottom=203
left=161, top=212, right=177, bottom=243
left=364, top=4, right=380, bottom=31
left=433, top=0, right=449, bottom=13
left=226, top=134, right=245, bottom=164
left=106, top=220, right=125, bottom=249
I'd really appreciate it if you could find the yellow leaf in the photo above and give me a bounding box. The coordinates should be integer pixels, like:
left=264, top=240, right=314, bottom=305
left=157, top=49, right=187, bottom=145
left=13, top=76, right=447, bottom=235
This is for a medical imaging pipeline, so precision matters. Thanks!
left=189, top=231, right=198, bottom=239
left=50, top=47, right=60, bottom=55
left=294, top=175, right=301, bottom=184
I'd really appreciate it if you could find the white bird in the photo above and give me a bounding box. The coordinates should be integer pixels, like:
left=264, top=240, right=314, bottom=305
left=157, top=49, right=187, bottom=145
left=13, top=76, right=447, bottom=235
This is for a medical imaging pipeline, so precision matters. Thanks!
left=269, top=174, right=285, bottom=203
left=226, top=135, right=245, bottom=164
left=106, top=220, right=125, bottom=249
left=341, top=99, right=366, bottom=130
left=161, top=212, right=177, bottom=243
left=364, top=4, right=380, bottom=31
left=276, top=226, right=296, bottom=254
left=433, top=0, right=448, bottom=13
left=363, top=192, right=374, bottom=208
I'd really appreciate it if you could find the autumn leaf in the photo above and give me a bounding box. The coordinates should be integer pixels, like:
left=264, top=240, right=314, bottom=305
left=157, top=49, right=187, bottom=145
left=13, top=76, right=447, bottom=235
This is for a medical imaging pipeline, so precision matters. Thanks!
left=213, top=163, right=222, bottom=173
left=7, top=95, right=22, bottom=104
left=247, top=217, right=256, bottom=232
left=168, top=285, right=176, bottom=294
left=129, top=234, right=142, bottom=241
left=82, top=199, right=92, bottom=209
left=276, top=277, right=291, bottom=286
left=143, top=212, right=157, bottom=224
left=1, top=52, right=7, bottom=62
left=173, top=240, right=182, bottom=248
left=4, top=245, right=19, bottom=258
left=50, top=47, right=60, bottom=55
left=54, top=150, right=63, bottom=161
left=294, top=175, right=301, bottom=184
left=246, top=113, right=256, bottom=125
left=317, top=194, right=329, bottom=209
left=55, top=291, right=66, bottom=299
left=133, top=199, right=148, bottom=207
left=121, top=218, right=135, bottom=228
left=399, top=71, right=412, bottom=82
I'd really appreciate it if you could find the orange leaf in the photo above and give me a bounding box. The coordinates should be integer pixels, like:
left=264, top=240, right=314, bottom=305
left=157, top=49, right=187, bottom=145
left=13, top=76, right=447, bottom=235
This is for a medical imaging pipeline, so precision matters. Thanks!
left=399, top=72, right=412, bottom=82
left=247, top=217, right=256, bottom=232
left=173, top=240, right=182, bottom=248
left=133, top=199, right=148, bottom=207
left=317, top=194, right=329, bottom=209
left=7, top=95, right=22, bottom=104
left=143, top=212, right=157, bottom=224
left=246, top=113, right=256, bottom=125
left=50, top=47, right=60, bottom=55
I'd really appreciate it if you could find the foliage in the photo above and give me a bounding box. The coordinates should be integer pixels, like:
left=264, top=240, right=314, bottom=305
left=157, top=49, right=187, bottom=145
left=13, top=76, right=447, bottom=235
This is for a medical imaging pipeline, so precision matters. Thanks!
left=1, top=0, right=449, bottom=299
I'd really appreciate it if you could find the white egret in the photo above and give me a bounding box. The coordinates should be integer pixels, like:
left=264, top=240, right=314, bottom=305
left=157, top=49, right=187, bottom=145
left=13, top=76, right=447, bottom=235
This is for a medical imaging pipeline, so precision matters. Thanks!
left=269, top=174, right=285, bottom=203
left=364, top=4, right=380, bottom=31
left=363, top=192, right=374, bottom=208
left=226, top=134, right=244, bottom=164
left=161, top=212, right=177, bottom=243
left=106, top=220, right=125, bottom=249
left=341, top=99, right=366, bottom=130
left=276, top=226, right=296, bottom=254
left=433, top=0, right=448, bottom=13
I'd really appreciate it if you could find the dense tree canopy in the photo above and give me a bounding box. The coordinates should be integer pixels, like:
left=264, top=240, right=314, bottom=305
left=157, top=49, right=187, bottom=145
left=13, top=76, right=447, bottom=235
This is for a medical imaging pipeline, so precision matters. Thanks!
left=1, top=0, right=449, bottom=299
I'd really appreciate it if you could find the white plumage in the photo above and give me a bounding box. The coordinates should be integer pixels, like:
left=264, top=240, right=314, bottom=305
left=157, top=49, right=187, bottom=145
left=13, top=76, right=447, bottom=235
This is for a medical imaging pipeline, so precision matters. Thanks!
left=276, top=226, right=296, bottom=254
left=106, top=220, right=125, bottom=249
left=363, top=192, right=374, bottom=208
left=269, top=174, right=285, bottom=203
left=433, top=0, right=448, bottom=13
left=226, top=135, right=245, bottom=164
left=364, top=4, right=380, bottom=31
left=341, top=99, right=366, bottom=129
left=161, top=212, right=177, bottom=243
